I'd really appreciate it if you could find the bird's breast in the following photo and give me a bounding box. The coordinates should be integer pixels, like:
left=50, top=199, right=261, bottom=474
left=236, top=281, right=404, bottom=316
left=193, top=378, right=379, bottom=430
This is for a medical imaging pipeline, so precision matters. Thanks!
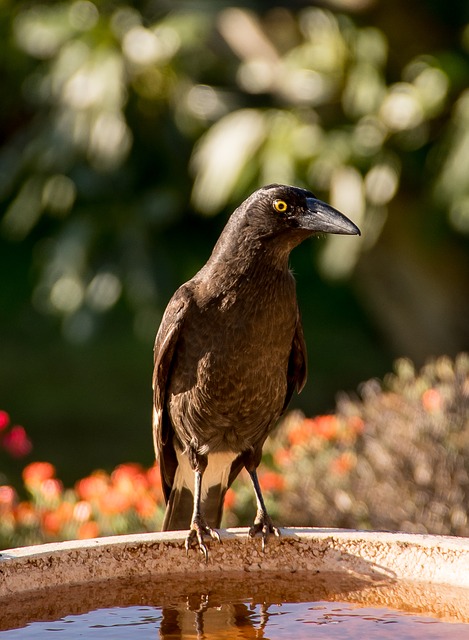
left=167, top=273, right=298, bottom=454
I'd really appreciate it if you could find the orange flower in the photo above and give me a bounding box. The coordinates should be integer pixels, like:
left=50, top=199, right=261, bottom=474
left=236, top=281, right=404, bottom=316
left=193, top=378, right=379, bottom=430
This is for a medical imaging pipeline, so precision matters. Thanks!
left=98, top=488, right=132, bottom=515
left=147, top=464, right=162, bottom=490
left=287, top=418, right=315, bottom=446
left=422, top=388, right=443, bottom=413
left=77, top=521, right=100, bottom=539
left=23, top=462, right=56, bottom=487
left=223, top=488, right=236, bottom=510
left=15, top=501, right=39, bottom=527
left=112, top=463, right=148, bottom=496
left=135, top=494, right=157, bottom=519
left=347, top=415, right=365, bottom=435
left=76, top=472, right=109, bottom=501
left=330, top=452, right=356, bottom=476
left=41, top=501, right=73, bottom=536
left=273, top=447, right=293, bottom=467
left=259, top=470, right=285, bottom=492
left=41, top=510, right=63, bottom=536
left=57, top=501, right=74, bottom=520
left=287, top=415, right=340, bottom=445
left=113, top=462, right=145, bottom=478
left=314, top=415, right=339, bottom=440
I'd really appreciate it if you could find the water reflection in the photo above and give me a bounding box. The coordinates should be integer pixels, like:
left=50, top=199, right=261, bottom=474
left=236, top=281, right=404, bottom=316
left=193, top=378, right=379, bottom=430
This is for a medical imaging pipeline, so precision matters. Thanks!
left=159, top=597, right=271, bottom=639
left=3, top=598, right=467, bottom=639
left=2, top=571, right=469, bottom=637
left=155, top=597, right=469, bottom=640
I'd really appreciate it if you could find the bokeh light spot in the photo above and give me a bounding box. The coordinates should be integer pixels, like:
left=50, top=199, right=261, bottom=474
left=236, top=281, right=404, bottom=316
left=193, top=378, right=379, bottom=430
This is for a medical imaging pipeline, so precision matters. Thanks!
left=68, top=1, right=99, bottom=31
left=42, top=175, right=77, bottom=217
left=50, top=275, right=84, bottom=313
left=86, top=272, right=122, bottom=312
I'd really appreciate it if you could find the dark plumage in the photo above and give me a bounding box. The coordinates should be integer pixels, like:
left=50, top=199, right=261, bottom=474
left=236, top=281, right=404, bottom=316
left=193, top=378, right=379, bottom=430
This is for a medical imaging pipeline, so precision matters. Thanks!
left=152, top=184, right=360, bottom=557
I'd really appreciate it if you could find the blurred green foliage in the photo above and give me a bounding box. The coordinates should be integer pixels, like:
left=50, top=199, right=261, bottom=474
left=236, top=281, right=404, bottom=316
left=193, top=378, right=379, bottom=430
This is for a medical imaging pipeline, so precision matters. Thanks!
left=1, top=0, right=468, bottom=483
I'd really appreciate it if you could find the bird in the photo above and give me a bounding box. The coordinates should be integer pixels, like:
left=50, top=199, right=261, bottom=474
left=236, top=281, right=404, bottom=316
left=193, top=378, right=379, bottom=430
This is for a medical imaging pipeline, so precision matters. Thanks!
left=152, top=184, right=360, bottom=558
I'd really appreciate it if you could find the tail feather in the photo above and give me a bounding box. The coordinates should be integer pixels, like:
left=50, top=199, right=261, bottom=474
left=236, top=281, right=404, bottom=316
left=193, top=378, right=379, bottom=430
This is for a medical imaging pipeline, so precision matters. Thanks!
left=201, top=483, right=226, bottom=529
left=162, top=483, right=194, bottom=531
left=161, top=451, right=238, bottom=531
left=162, top=483, right=226, bottom=531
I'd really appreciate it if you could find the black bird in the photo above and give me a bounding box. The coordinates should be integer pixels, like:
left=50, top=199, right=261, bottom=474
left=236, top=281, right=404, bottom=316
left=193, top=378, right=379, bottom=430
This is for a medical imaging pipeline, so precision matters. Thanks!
left=152, top=184, right=360, bottom=558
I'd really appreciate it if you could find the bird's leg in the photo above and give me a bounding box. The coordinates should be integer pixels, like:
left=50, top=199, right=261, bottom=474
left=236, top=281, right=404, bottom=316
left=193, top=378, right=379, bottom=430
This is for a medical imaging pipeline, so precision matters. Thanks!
left=185, top=455, right=221, bottom=561
left=248, top=468, right=280, bottom=551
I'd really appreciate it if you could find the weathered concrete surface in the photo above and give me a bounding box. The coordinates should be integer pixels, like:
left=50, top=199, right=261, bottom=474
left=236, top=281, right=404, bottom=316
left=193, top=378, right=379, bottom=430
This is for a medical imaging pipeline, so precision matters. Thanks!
left=1, top=527, right=469, bottom=598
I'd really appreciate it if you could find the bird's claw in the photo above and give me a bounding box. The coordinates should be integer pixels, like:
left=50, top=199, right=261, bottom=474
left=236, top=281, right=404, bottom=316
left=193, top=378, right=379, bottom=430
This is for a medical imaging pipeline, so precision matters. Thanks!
left=185, top=518, right=221, bottom=562
left=249, top=515, right=280, bottom=552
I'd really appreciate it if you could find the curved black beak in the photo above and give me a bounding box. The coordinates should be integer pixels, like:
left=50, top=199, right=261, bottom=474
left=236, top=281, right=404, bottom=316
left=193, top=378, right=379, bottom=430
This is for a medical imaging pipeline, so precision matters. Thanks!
left=303, top=197, right=361, bottom=236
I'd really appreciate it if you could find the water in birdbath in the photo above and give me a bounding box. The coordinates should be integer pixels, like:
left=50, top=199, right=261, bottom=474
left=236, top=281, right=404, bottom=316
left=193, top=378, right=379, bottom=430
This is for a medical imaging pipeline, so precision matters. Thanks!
left=1, top=571, right=468, bottom=639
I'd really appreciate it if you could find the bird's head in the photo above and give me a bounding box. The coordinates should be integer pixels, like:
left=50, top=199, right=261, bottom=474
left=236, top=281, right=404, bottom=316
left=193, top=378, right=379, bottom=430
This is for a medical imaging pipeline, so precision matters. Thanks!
left=244, top=184, right=360, bottom=242
left=208, top=184, right=360, bottom=271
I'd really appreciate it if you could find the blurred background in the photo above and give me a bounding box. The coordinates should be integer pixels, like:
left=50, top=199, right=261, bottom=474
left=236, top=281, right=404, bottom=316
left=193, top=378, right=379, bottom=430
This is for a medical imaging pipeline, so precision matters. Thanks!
left=1, top=0, right=468, bottom=488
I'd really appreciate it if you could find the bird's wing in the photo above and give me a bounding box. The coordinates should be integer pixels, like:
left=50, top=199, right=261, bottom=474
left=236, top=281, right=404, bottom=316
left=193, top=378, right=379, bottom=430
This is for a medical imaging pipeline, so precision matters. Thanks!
left=152, top=284, right=193, bottom=501
left=282, top=309, right=307, bottom=413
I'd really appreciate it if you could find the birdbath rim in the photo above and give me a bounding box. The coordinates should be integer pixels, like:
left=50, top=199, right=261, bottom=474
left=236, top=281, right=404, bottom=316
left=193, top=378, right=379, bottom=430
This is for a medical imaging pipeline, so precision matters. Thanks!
left=2, top=527, right=469, bottom=598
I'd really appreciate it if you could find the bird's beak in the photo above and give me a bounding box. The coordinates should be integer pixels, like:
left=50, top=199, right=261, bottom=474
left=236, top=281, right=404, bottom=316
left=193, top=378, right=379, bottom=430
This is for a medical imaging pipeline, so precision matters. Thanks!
left=304, top=197, right=361, bottom=236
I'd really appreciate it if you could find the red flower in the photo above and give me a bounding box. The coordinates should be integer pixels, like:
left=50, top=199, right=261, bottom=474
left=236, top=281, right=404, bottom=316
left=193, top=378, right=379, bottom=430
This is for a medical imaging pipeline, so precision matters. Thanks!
left=0, top=411, right=10, bottom=431
left=0, top=485, right=16, bottom=512
left=2, top=425, right=32, bottom=458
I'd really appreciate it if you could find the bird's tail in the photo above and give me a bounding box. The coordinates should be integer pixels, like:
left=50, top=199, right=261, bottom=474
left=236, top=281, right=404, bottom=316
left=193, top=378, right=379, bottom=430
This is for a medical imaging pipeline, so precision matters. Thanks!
left=162, top=480, right=196, bottom=531
left=162, top=451, right=238, bottom=531
left=162, top=480, right=225, bottom=531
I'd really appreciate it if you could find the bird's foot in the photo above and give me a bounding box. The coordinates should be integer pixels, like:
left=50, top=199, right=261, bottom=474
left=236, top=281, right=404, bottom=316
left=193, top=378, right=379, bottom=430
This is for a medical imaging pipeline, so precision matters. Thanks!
left=185, top=517, right=221, bottom=562
left=249, top=513, right=280, bottom=552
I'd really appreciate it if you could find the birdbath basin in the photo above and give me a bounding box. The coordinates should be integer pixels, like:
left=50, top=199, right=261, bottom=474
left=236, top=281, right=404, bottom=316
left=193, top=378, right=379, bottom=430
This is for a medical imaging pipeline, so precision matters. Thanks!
left=1, top=528, right=469, bottom=637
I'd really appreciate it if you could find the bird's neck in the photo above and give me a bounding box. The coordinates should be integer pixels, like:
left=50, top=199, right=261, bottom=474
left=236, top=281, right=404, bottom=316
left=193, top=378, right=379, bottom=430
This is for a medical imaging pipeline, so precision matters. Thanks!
left=192, top=227, right=298, bottom=334
left=202, top=232, right=292, bottom=292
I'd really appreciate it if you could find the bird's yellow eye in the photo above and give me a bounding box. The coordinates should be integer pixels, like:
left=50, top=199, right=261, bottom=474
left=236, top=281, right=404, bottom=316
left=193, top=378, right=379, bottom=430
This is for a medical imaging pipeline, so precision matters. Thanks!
left=273, top=199, right=288, bottom=213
